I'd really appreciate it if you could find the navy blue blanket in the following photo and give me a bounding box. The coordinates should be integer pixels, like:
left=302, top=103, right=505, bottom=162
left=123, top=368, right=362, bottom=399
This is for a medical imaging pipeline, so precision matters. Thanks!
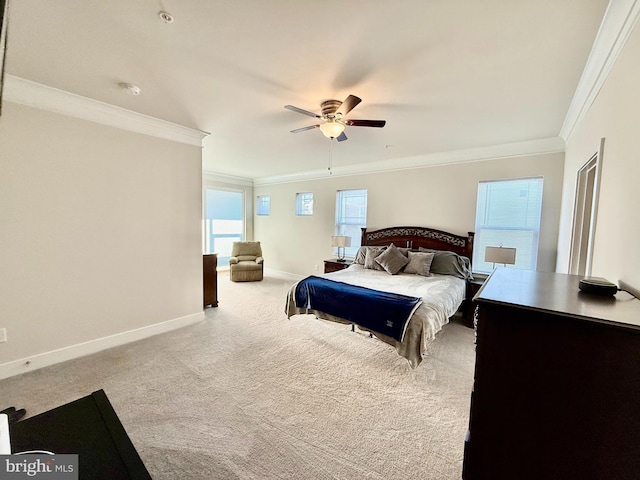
left=294, top=276, right=422, bottom=341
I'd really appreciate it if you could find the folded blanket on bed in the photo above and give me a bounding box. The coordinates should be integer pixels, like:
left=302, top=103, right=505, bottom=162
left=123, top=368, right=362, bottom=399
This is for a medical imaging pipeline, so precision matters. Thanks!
left=294, top=276, right=422, bottom=342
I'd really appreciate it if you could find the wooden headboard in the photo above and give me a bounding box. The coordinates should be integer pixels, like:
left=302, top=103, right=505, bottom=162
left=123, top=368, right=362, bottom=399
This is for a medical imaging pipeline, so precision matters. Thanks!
left=361, top=226, right=475, bottom=263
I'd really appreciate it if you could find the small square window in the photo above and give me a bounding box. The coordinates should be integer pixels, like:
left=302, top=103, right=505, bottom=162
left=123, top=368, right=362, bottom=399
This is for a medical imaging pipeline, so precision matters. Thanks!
left=257, top=195, right=270, bottom=216
left=296, top=193, right=313, bottom=216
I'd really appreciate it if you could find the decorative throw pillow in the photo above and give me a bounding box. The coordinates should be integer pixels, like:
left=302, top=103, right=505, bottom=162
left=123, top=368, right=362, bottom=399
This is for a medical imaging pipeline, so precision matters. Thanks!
left=364, top=247, right=387, bottom=271
left=375, top=244, right=409, bottom=275
left=355, top=246, right=385, bottom=265
left=404, top=251, right=436, bottom=276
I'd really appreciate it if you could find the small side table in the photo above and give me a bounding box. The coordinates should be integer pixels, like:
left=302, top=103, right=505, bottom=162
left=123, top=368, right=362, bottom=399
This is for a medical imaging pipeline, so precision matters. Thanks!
left=324, top=259, right=353, bottom=274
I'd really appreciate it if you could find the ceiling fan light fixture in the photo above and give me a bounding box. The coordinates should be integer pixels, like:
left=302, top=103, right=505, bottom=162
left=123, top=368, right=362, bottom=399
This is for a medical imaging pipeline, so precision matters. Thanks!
left=319, top=121, right=345, bottom=139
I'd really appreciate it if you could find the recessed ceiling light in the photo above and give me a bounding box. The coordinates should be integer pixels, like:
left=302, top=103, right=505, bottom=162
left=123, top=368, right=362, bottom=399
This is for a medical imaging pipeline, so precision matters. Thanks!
left=159, top=11, right=174, bottom=24
left=119, top=83, right=141, bottom=96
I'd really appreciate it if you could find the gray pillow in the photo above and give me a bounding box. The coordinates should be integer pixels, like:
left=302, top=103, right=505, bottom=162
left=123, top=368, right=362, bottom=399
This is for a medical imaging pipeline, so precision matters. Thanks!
left=355, top=246, right=385, bottom=265
left=375, top=244, right=409, bottom=275
left=364, top=248, right=387, bottom=271
left=418, top=248, right=473, bottom=280
left=404, top=251, right=436, bottom=276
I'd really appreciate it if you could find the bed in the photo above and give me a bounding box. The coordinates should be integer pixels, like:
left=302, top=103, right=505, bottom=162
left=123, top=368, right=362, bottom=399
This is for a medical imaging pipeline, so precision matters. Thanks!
left=285, top=226, right=475, bottom=367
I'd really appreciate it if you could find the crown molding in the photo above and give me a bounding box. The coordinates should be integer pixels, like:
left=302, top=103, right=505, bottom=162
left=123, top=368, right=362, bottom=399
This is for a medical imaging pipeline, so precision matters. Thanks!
left=202, top=170, right=253, bottom=187
left=3, top=75, right=210, bottom=147
left=253, top=136, right=565, bottom=186
left=560, top=0, right=640, bottom=142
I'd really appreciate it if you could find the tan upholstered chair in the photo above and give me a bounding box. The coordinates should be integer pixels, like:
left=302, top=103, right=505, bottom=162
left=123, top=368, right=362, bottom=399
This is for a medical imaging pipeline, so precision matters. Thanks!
left=229, top=241, right=264, bottom=282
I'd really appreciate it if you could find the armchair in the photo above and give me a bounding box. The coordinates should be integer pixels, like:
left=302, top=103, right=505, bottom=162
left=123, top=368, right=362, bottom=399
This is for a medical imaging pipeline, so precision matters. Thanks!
left=229, top=241, right=264, bottom=282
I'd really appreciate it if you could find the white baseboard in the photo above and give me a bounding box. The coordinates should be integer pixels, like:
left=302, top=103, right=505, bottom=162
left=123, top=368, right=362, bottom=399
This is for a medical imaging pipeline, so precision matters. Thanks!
left=0, top=311, right=205, bottom=380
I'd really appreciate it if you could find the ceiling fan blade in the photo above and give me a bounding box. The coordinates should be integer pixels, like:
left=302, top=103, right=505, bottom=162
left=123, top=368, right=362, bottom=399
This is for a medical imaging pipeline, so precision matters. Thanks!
left=336, top=132, right=348, bottom=142
left=290, top=125, right=320, bottom=133
left=285, top=105, right=321, bottom=118
left=336, top=95, right=362, bottom=116
left=345, top=119, right=386, bottom=128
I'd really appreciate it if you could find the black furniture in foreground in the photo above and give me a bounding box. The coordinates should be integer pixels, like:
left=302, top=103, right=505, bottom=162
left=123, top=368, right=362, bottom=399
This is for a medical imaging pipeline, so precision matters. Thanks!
left=9, top=389, right=151, bottom=479
left=463, top=268, right=640, bottom=480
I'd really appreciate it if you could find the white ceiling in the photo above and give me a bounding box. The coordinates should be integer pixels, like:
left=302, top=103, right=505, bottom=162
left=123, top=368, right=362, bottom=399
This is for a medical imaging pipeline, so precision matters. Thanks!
left=4, top=0, right=610, bottom=180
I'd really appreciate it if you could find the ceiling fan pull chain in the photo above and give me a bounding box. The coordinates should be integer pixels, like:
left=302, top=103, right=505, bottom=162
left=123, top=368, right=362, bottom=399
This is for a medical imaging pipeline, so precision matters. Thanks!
left=328, top=138, right=333, bottom=174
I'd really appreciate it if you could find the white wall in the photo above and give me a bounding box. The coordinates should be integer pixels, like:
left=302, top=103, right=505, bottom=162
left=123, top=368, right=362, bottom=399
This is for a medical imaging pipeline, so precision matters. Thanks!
left=557, top=20, right=640, bottom=291
left=255, top=152, right=564, bottom=278
left=0, top=102, right=204, bottom=376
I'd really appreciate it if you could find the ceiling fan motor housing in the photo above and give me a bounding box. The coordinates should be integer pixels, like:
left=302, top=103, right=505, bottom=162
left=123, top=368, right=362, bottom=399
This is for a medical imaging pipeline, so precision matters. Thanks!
left=321, top=99, right=343, bottom=119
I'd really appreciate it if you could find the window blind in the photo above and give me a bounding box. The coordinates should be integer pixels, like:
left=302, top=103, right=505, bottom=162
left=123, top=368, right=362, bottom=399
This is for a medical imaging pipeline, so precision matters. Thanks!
left=473, top=177, right=543, bottom=273
left=335, top=189, right=367, bottom=258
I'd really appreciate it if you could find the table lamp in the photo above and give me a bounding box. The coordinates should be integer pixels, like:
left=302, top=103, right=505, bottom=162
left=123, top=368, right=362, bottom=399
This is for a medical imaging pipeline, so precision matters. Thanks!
left=331, top=236, right=351, bottom=262
left=485, top=245, right=516, bottom=268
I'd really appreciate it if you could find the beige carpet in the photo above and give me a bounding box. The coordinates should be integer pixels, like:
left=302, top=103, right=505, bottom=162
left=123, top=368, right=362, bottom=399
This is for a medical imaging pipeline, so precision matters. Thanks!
left=0, top=273, right=476, bottom=479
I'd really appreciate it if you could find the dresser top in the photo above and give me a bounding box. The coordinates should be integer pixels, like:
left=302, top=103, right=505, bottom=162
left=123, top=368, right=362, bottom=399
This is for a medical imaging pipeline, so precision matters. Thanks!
left=476, top=269, right=640, bottom=330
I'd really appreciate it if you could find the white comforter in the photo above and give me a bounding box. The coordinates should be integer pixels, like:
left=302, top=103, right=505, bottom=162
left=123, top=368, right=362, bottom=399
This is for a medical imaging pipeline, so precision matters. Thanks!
left=285, top=264, right=466, bottom=368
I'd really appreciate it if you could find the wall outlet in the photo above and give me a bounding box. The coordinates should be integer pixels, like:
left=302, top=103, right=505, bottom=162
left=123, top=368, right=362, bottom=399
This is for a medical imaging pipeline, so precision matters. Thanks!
left=0, top=328, right=6, bottom=343
left=314, top=264, right=319, bottom=271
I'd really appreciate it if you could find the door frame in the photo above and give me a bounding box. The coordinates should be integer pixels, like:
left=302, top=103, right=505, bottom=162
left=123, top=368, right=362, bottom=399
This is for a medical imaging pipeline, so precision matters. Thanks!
left=568, top=138, right=604, bottom=276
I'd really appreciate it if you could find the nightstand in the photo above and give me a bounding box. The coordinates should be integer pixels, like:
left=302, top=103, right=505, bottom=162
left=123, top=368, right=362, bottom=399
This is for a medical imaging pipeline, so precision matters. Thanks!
left=465, top=277, right=486, bottom=327
left=324, top=259, right=353, bottom=273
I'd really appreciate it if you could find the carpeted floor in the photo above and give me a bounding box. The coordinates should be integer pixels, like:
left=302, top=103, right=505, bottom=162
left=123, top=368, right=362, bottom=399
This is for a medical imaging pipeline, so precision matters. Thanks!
left=0, top=273, right=476, bottom=479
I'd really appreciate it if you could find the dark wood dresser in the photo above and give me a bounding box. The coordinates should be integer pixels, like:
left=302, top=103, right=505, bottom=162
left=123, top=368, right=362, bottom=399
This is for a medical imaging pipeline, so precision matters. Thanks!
left=203, top=254, right=218, bottom=307
left=463, top=268, right=640, bottom=480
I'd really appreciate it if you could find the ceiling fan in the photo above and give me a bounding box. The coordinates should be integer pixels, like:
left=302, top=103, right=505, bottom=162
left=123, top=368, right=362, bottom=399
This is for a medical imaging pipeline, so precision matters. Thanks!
left=285, top=95, right=386, bottom=142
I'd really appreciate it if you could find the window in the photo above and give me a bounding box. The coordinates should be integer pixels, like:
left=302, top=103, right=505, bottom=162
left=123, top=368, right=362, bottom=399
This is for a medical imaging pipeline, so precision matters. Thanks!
left=335, top=189, right=367, bottom=258
left=204, top=189, right=244, bottom=266
left=256, top=195, right=270, bottom=216
left=473, top=177, right=543, bottom=274
left=296, top=192, right=313, bottom=216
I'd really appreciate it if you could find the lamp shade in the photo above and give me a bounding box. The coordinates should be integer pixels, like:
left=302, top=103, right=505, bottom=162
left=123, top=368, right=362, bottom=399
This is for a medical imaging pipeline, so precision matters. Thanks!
left=331, top=235, right=351, bottom=247
left=319, top=121, right=345, bottom=139
left=485, top=246, right=516, bottom=265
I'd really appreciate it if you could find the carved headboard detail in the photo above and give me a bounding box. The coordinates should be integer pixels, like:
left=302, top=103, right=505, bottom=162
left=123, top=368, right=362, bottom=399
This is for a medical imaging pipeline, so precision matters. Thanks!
left=361, top=226, right=474, bottom=263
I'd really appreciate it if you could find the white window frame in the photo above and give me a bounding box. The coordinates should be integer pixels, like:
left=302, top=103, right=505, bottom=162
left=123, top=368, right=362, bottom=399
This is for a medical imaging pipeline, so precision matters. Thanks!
left=473, top=177, right=543, bottom=274
left=295, top=192, right=313, bottom=216
left=335, top=189, right=367, bottom=258
left=256, top=195, right=270, bottom=216
left=202, top=187, right=245, bottom=267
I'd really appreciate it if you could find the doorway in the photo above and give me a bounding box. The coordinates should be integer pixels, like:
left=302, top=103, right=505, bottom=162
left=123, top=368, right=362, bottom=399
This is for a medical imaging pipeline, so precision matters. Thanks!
left=568, top=138, right=604, bottom=276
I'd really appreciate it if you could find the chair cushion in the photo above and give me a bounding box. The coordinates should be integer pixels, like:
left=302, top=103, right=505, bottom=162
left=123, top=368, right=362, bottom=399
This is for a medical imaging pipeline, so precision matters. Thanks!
left=232, top=261, right=263, bottom=271
left=232, top=242, right=262, bottom=257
